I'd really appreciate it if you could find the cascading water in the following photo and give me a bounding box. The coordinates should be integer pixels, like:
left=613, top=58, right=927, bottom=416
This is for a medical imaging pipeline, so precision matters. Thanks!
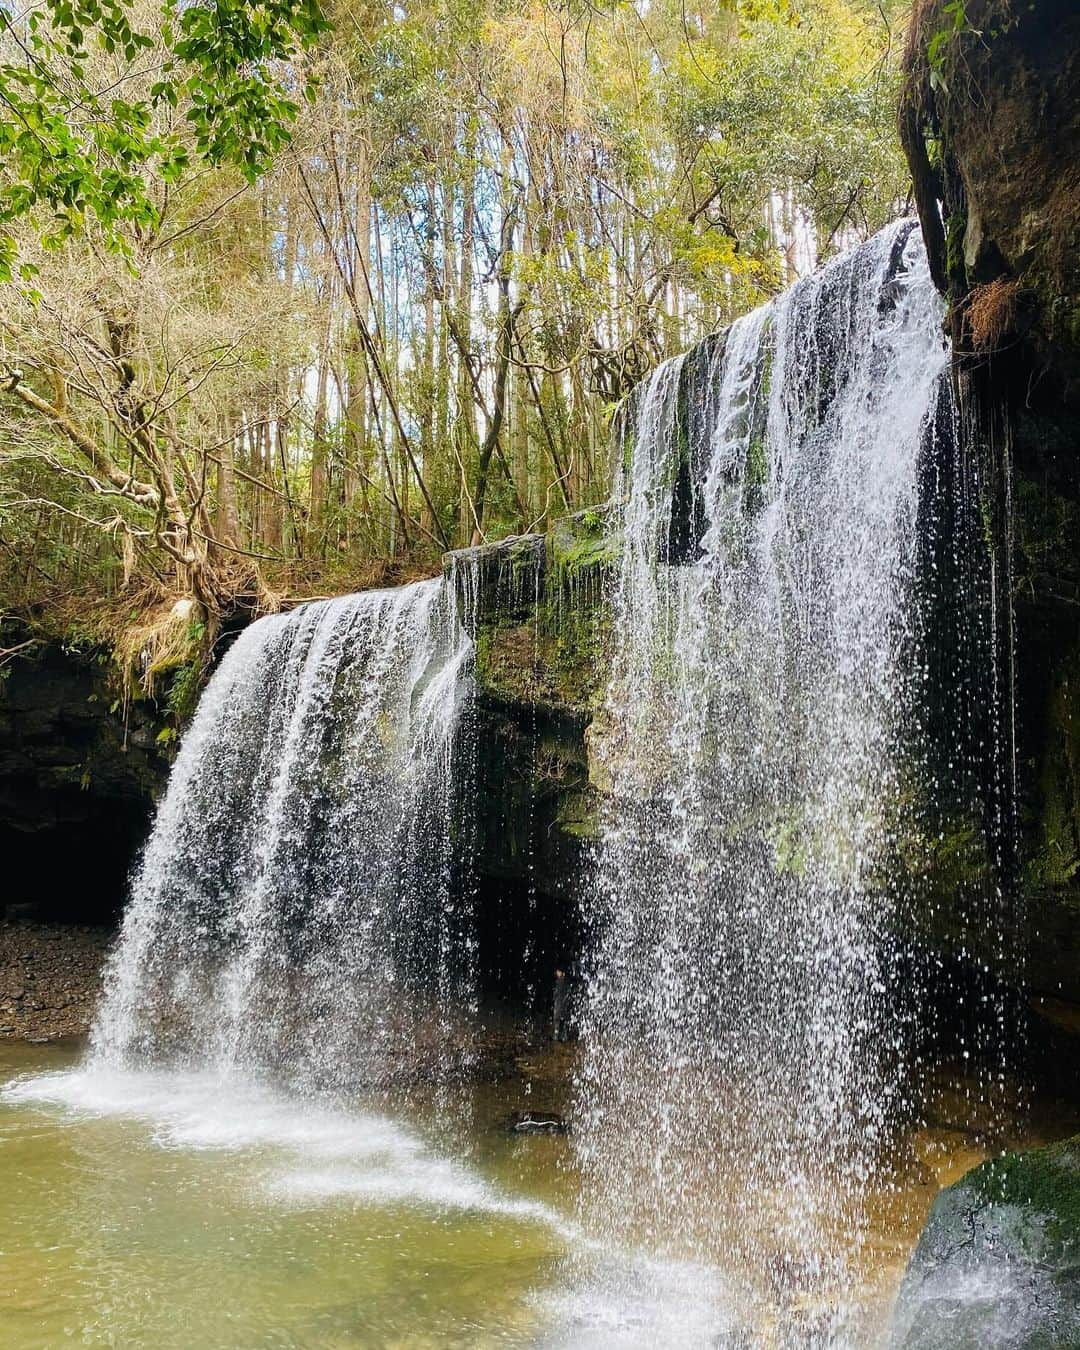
left=574, top=220, right=960, bottom=1338
left=4, top=221, right=1029, bottom=1350
left=92, top=578, right=475, bottom=1091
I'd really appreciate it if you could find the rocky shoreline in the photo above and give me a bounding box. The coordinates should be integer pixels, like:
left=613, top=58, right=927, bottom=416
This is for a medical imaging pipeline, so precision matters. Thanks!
left=0, top=920, right=112, bottom=1041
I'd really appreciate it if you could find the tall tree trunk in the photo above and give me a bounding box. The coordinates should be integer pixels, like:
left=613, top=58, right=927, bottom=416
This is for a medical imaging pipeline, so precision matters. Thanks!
left=456, top=115, right=477, bottom=542
left=216, top=414, right=241, bottom=550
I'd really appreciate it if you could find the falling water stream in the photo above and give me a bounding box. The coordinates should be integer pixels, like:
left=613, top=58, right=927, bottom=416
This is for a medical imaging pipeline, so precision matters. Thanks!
left=570, top=220, right=968, bottom=1341
left=94, top=578, right=475, bottom=1090
left=0, top=224, right=1061, bottom=1349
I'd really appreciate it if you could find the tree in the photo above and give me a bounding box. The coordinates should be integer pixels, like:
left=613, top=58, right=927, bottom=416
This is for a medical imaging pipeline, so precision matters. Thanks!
left=0, top=0, right=326, bottom=277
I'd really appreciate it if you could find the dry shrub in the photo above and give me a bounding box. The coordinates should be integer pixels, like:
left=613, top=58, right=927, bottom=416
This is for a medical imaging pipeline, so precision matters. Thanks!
left=113, top=595, right=208, bottom=701
left=968, top=276, right=1023, bottom=350
left=34, top=579, right=209, bottom=706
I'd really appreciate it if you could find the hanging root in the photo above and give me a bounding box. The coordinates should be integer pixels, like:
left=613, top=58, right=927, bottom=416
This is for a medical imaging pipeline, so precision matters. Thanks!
left=967, top=277, right=1024, bottom=351
left=254, top=573, right=285, bottom=618
left=113, top=594, right=211, bottom=705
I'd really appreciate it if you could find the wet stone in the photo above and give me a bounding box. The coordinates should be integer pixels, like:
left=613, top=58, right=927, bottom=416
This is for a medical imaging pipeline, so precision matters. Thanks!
left=507, top=1109, right=568, bottom=1135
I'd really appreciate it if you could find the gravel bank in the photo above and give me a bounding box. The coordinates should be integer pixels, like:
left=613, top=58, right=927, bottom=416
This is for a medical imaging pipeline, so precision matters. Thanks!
left=0, top=922, right=113, bottom=1041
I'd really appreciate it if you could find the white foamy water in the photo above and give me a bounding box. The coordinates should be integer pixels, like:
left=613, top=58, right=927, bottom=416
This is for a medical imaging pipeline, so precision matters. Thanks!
left=577, top=221, right=955, bottom=1338
left=2, top=1062, right=743, bottom=1348
left=536, top=1252, right=738, bottom=1349
left=2, top=1067, right=564, bottom=1228
left=92, top=578, right=475, bottom=1091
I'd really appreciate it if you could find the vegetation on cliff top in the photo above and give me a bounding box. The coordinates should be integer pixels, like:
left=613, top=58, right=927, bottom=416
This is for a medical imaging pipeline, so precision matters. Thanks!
left=0, top=0, right=910, bottom=692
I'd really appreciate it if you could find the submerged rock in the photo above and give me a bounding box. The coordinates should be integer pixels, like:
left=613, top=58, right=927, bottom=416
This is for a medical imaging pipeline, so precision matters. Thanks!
left=891, top=1135, right=1080, bottom=1349
left=506, top=1109, right=567, bottom=1135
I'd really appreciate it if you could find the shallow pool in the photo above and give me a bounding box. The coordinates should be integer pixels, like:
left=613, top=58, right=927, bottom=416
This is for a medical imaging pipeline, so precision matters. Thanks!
left=1, top=1040, right=1073, bottom=1348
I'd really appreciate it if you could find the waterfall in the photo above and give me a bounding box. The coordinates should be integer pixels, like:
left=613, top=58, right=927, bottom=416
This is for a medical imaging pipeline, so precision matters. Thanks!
left=92, top=578, right=474, bottom=1091
left=575, top=221, right=954, bottom=1331
left=70, top=218, right=1014, bottom=1344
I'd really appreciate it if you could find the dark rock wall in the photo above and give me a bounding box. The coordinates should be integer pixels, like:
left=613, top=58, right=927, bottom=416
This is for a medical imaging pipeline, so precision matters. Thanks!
left=0, top=643, right=170, bottom=922
left=1012, top=405, right=1080, bottom=1005
left=902, top=0, right=1080, bottom=1007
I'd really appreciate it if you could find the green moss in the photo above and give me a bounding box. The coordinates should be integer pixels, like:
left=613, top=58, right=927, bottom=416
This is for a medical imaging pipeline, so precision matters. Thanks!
left=968, top=1135, right=1080, bottom=1247
left=1028, top=658, right=1080, bottom=888
left=743, top=436, right=769, bottom=515
left=558, top=802, right=599, bottom=840
left=771, top=814, right=807, bottom=877
left=165, top=661, right=203, bottom=725
left=507, top=536, right=541, bottom=578
left=746, top=438, right=767, bottom=487
left=550, top=509, right=622, bottom=578
left=944, top=207, right=967, bottom=283
left=925, top=815, right=992, bottom=888
left=1014, top=478, right=1080, bottom=596
left=461, top=516, right=615, bottom=718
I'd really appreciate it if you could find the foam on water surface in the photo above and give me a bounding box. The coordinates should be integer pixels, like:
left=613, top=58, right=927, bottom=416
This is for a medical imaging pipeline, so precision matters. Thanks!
left=1, top=1058, right=747, bottom=1348
left=2, top=1066, right=567, bottom=1226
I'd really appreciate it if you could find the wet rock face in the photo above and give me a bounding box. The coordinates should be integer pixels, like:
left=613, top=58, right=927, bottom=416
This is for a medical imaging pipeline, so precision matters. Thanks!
left=904, top=0, right=1080, bottom=408
left=0, top=643, right=169, bottom=923
left=902, top=0, right=1080, bottom=1007
left=954, top=0, right=1080, bottom=404
left=1011, top=410, right=1080, bottom=1004
left=445, top=516, right=611, bottom=869
left=443, top=520, right=611, bottom=991
left=891, top=1136, right=1080, bottom=1350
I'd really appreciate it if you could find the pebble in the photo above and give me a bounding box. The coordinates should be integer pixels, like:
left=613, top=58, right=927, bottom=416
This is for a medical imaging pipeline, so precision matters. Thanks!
left=0, top=921, right=112, bottom=1041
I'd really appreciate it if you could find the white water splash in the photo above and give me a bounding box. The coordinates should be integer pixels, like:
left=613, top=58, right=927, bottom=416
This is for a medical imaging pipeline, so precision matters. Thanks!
left=92, top=578, right=474, bottom=1090
left=1, top=1066, right=565, bottom=1230
left=577, top=221, right=951, bottom=1337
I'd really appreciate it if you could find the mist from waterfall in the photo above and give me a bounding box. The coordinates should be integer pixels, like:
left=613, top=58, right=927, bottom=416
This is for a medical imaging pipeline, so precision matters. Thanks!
left=92, top=578, right=475, bottom=1092
left=574, top=221, right=956, bottom=1332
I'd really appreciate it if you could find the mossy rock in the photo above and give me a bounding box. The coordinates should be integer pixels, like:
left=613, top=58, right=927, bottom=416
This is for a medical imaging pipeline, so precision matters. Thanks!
left=550, top=506, right=621, bottom=579
left=443, top=533, right=547, bottom=628
left=891, top=1135, right=1080, bottom=1349
left=447, top=516, right=614, bottom=721
left=445, top=524, right=607, bottom=891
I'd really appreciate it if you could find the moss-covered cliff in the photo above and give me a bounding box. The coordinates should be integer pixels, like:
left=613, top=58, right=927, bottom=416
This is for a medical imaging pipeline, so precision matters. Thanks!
left=902, top=0, right=1080, bottom=408
left=442, top=518, right=613, bottom=916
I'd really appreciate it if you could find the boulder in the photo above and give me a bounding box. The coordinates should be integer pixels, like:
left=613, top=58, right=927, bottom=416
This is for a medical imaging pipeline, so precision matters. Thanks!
left=891, top=1135, right=1080, bottom=1349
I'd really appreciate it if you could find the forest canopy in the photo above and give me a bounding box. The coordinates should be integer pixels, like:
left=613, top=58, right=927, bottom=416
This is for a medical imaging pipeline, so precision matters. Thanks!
left=0, top=0, right=911, bottom=688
